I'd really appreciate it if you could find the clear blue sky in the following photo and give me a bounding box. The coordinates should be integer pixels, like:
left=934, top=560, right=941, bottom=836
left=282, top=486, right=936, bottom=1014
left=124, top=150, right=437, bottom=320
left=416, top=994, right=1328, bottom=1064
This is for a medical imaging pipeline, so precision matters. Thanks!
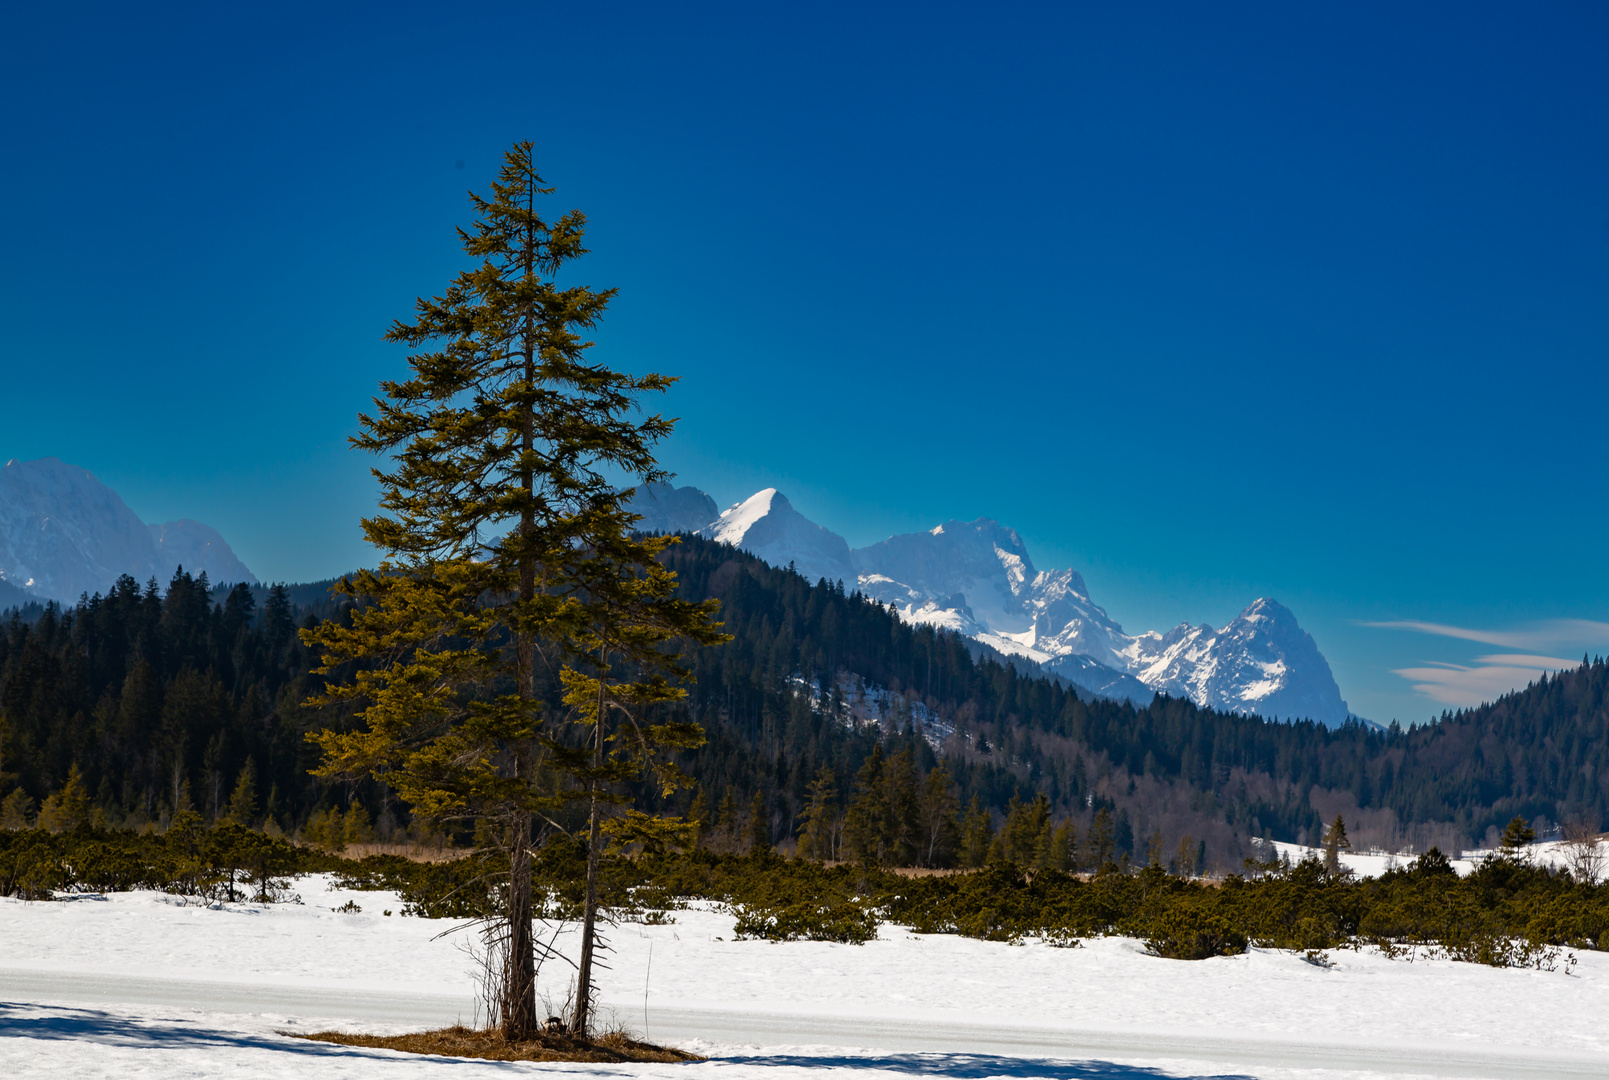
left=3, top=3, right=1606, bottom=725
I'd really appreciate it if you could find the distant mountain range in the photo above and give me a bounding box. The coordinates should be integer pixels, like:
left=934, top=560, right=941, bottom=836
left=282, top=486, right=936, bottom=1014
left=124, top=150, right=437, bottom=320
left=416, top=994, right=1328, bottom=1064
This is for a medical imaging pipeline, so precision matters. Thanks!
left=0, top=457, right=256, bottom=603
left=629, top=482, right=1354, bottom=727
left=0, top=459, right=1352, bottom=726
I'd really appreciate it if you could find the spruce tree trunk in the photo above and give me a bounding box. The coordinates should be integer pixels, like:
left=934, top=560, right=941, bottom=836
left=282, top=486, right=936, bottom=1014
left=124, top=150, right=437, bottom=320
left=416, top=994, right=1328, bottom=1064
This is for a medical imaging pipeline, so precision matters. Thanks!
left=503, top=241, right=539, bottom=1042
left=502, top=741, right=538, bottom=1041
left=572, top=667, right=606, bottom=1038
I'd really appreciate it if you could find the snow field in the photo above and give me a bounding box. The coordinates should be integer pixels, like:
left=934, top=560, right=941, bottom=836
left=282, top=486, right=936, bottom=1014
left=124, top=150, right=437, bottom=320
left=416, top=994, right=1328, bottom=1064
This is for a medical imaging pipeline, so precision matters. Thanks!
left=1269, top=838, right=1593, bottom=879
left=2, top=874, right=1607, bottom=1078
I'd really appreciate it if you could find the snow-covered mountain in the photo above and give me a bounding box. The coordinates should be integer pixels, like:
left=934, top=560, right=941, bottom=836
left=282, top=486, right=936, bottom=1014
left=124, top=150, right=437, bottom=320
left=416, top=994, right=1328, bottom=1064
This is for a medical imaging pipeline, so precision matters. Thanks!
left=0, top=458, right=257, bottom=603
left=700, top=489, right=857, bottom=588
left=1123, top=599, right=1348, bottom=723
left=625, top=482, right=1352, bottom=725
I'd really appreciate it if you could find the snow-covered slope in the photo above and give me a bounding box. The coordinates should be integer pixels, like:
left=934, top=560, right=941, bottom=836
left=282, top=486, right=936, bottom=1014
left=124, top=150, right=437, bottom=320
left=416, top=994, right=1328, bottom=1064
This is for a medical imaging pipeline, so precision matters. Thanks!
left=0, top=457, right=256, bottom=602
left=624, top=481, right=719, bottom=534
left=699, top=489, right=856, bottom=588
left=678, top=482, right=1350, bottom=725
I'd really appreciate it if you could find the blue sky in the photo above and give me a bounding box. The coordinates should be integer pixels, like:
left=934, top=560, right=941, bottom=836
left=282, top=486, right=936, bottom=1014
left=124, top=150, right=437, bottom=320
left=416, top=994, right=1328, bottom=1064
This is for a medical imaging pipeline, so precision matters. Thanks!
left=2, top=3, right=1605, bottom=725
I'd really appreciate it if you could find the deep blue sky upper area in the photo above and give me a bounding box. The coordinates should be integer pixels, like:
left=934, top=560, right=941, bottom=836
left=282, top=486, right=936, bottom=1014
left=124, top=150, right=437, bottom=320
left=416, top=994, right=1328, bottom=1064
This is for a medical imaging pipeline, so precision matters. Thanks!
left=2, top=3, right=1605, bottom=724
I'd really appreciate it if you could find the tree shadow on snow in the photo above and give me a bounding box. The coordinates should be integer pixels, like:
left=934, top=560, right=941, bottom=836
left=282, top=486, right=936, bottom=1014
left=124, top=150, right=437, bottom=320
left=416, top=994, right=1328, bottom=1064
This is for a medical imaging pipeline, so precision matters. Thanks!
left=0, top=1001, right=514, bottom=1068
left=2, top=1003, right=1256, bottom=1079
left=716, top=1053, right=1255, bottom=1079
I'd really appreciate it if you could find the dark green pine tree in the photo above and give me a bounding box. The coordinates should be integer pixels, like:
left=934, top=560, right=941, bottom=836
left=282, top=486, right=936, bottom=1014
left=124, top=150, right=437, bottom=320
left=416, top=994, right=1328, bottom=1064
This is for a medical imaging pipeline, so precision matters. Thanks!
left=1322, top=813, right=1351, bottom=878
left=842, top=744, right=891, bottom=865
left=796, top=765, right=839, bottom=860
left=1500, top=815, right=1536, bottom=858
left=305, top=141, right=722, bottom=1043
left=748, top=790, right=770, bottom=856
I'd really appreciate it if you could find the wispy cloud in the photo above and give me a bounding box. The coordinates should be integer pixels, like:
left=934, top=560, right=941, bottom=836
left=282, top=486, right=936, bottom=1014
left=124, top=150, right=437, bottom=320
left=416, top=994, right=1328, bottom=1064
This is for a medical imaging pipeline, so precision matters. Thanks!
left=1363, top=618, right=1609, bottom=653
left=1365, top=618, right=1609, bottom=710
left=1392, top=654, right=1579, bottom=708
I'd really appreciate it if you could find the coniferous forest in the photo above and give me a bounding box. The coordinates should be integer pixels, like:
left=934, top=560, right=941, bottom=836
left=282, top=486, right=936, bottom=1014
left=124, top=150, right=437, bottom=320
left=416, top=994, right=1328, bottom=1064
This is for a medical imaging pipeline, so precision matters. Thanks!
left=2, top=534, right=1605, bottom=873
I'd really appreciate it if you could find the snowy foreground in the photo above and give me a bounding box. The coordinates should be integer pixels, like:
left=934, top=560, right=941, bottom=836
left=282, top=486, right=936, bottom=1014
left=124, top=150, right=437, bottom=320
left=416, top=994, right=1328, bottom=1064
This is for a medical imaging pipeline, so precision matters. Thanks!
left=2, top=875, right=1606, bottom=1080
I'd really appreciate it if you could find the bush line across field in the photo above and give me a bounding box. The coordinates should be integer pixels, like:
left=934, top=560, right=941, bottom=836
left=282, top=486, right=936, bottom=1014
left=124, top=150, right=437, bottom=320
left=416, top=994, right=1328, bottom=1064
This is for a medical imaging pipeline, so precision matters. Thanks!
left=3, top=824, right=1604, bottom=970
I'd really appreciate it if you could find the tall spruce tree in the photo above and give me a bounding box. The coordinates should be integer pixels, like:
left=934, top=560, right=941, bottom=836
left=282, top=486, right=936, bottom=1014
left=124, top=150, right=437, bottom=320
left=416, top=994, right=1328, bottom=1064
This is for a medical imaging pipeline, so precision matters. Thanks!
left=304, top=141, right=722, bottom=1043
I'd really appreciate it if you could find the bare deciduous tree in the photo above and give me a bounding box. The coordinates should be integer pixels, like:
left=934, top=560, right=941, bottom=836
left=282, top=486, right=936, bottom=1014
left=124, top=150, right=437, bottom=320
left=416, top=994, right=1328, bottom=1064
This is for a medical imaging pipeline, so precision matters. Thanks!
left=1560, top=819, right=1604, bottom=884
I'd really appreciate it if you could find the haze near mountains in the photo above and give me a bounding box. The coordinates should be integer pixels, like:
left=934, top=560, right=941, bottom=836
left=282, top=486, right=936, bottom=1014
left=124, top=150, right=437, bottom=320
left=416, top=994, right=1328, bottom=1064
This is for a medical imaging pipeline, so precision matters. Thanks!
left=0, top=458, right=256, bottom=603
left=629, top=482, right=1353, bottom=727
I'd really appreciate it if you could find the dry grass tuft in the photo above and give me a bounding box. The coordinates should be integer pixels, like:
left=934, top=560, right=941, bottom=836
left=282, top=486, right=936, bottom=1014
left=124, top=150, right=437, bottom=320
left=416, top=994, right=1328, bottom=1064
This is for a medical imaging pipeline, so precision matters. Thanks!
left=296, top=1025, right=704, bottom=1063
left=331, top=841, right=465, bottom=863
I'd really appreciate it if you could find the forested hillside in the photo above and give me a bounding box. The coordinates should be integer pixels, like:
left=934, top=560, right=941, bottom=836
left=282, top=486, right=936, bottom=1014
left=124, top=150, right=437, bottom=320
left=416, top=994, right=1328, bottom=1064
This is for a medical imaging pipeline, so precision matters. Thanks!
left=1, top=538, right=1605, bottom=872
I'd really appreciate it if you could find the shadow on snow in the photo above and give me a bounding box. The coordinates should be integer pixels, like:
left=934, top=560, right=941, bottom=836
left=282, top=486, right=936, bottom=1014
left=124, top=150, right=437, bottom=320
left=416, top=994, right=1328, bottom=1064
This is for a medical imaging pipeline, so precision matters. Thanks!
left=4, top=1002, right=1255, bottom=1079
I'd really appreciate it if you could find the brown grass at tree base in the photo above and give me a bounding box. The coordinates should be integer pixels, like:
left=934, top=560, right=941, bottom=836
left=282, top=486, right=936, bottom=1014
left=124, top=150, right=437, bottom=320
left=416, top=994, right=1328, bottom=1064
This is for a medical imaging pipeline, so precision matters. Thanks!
left=296, top=1025, right=704, bottom=1063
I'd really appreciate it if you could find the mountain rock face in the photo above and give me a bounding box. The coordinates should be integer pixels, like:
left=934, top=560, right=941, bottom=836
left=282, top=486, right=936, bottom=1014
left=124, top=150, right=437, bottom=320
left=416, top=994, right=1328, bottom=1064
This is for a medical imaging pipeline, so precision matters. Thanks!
left=148, top=520, right=257, bottom=592
left=656, top=481, right=1352, bottom=725
left=0, top=458, right=257, bottom=603
left=624, top=482, right=719, bottom=535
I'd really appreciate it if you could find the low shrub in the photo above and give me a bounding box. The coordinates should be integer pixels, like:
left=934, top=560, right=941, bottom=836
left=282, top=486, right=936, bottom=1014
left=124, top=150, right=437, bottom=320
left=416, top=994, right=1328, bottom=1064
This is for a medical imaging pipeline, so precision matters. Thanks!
left=731, top=898, right=878, bottom=943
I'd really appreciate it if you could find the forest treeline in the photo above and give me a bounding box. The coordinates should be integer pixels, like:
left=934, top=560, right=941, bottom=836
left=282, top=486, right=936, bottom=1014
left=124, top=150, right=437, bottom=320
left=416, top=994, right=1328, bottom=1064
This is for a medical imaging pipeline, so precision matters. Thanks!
left=1, top=536, right=1606, bottom=869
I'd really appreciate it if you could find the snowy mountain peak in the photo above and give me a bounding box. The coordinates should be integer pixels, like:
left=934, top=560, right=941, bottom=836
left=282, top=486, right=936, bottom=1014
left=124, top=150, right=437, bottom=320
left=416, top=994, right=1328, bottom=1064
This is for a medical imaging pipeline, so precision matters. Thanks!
left=706, top=488, right=783, bottom=546
left=638, top=481, right=1352, bottom=726
left=700, top=490, right=856, bottom=587
left=1129, top=598, right=1347, bottom=724
left=0, top=458, right=256, bottom=603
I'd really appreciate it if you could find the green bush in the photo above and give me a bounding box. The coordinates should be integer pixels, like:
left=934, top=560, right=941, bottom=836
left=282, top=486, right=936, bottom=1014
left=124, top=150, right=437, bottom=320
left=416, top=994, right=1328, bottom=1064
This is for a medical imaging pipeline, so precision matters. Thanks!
left=732, top=898, right=878, bottom=943
left=1141, top=904, right=1247, bottom=959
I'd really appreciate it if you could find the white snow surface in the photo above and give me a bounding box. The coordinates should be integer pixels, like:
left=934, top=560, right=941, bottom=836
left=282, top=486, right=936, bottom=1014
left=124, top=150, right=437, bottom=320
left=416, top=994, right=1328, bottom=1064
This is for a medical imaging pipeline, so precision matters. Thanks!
left=3, top=874, right=1607, bottom=1079
left=1269, top=838, right=1594, bottom=881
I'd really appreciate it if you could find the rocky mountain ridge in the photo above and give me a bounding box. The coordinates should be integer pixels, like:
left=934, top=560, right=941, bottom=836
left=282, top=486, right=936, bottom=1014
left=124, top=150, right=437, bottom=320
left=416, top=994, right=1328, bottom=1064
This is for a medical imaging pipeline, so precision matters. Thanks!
left=628, top=481, right=1352, bottom=725
left=0, top=458, right=256, bottom=603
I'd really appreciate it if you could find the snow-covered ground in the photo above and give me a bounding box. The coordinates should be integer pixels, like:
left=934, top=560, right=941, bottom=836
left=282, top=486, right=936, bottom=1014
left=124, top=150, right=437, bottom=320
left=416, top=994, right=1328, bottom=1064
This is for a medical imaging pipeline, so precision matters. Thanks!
left=1268, top=838, right=1591, bottom=879
left=3, top=874, right=1606, bottom=1079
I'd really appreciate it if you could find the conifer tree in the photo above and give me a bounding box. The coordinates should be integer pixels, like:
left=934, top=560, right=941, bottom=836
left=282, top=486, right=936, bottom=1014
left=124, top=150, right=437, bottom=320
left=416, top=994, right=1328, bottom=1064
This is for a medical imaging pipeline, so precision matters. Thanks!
left=711, top=789, right=740, bottom=853
left=842, top=744, right=890, bottom=864
left=1087, top=806, right=1115, bottom=869
left=550, top=513, right=726, bottom=1037
left=1500, top=815, right=1535, bottom=860
left=223, top=760, right=258, bottom=827
left=1050, top=821, right=1075, bottom=872
left=960, top=794, right=993, bottom=867
left=1322, top=814, right=1351, bottom=878
left=345, top=798, right=376, bottom=845
left=1173, top=833, right=1195, bottom=877
left=305, top=141, right=723, bottom=1042
left=1, top=787, right=34, bottom=830
left=747, top=790, right=770, bottom=856
left=796, top=766, right=839, bottom=860
left=36, top=765, right=89, bottom=833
